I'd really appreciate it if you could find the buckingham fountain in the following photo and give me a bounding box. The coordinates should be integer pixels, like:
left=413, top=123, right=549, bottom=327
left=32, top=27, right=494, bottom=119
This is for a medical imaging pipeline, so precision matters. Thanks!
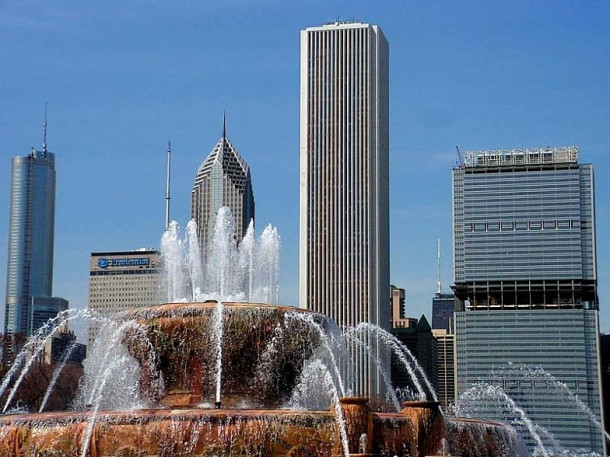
left=0, top=208, right=533, bottom=456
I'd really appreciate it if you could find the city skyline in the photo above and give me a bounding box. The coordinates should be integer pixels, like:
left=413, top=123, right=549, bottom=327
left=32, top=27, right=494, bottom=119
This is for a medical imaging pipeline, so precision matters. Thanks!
left=0, top=2, right=609, bottom=335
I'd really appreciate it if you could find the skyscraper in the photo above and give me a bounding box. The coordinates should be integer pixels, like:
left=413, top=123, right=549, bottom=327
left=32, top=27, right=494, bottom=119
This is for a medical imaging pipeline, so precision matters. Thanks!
left=191, top=117, right=255, bottom=247
left=299, top=21, right=390, bottom=396
left=452, top=146, right=605, bottom=454
left=431, top=293, right=454, bottom=331
left=4, top=120, right=68, bottom=338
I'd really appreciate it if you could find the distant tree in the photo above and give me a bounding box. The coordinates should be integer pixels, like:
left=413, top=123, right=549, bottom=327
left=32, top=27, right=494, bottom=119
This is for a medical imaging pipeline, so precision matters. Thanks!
left=0, top=334, right=83, bottom=413
left=0, top=333, right=27, bottom=376
left=14, top=356, right=83, bottom=412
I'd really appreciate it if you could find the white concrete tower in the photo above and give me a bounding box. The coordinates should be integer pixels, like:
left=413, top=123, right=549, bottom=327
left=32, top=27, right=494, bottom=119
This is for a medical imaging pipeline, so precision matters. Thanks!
left=299, top=22, right=390, bottom=396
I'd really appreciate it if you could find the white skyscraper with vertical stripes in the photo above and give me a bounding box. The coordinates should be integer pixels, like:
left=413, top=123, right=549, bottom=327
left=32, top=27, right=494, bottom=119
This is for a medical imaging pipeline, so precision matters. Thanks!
left=299, top=22, right=390, bottom=396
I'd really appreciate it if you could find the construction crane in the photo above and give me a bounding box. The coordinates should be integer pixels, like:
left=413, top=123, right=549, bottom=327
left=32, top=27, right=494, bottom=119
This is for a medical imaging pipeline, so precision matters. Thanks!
left=455, top=146, right=464, bottom=168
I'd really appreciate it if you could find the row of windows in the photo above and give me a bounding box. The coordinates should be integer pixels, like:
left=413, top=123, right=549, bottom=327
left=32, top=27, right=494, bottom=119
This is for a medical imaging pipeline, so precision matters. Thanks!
left=464, top=219, right=587, bottom=232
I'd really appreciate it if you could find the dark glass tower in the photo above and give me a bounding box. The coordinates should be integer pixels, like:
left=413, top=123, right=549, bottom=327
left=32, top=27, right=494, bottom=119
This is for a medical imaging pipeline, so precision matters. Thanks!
left=5, top=140, right=68, bottom=337
left=431, top=293, right=454, bottom=331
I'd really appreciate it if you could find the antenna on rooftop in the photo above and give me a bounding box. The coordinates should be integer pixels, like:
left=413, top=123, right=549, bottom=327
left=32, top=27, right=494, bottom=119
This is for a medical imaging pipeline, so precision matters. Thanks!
left=165, top=141, right=171, bottom=230
left=42, top=103, right=48, bottom=156
left=222, top=111, right=226, bottom=139
left=437, top=238, right=442, bottom=294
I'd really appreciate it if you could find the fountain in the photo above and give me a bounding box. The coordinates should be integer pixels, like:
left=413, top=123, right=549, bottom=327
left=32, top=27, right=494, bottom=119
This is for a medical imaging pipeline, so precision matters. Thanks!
left=0, top=210, right=530, bottom=456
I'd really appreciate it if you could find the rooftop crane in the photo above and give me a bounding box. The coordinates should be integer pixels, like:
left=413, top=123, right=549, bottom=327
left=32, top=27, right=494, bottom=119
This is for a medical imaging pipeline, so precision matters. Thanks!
left=456, top=146, right=465, bottom=168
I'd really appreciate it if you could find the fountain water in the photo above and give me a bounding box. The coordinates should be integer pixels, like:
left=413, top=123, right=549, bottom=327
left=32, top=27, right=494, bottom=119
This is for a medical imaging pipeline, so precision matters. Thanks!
left=162, top=207, right=280, bottom=304
left=491, top=363, right=610, bottom=447
left=452, top=362, right=608, bottom=457
left=456, top=382, right=550, bottom=457
left=0, top=209, right=533, bottom=456
left=0, top=300, right=534, bottom=456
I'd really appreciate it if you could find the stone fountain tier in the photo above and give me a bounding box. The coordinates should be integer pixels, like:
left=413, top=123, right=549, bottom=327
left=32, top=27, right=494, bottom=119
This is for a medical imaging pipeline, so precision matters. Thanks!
left=445, top=417, right=529, bottom=457
left=119, top=302, right=328, bottom=409
left=0, top=405, right=527, bottom=457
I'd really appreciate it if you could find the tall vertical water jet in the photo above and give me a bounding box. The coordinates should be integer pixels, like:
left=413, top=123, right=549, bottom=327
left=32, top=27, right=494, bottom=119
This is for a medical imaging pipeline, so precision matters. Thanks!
left=186, top=219, right=204, bottom=300
left=206, top=207, right=239, bottom=300
left=161, top=206, right=280, bottom=304
left=240, top=221, right=255, bottom=300
left=256, top=224, right=280, bottom=304
left=161, top=221, right=186, bottom=302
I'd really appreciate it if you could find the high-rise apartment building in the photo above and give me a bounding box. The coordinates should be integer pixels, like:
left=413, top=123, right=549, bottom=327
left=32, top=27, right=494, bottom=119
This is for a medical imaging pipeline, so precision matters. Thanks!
left=299, top=21, right=390, bottom=396
left=5, top=129, right=68, bottom=338
left=391, top=286, right=412, bottom=329
left=191, top=118, right=255, bottom=247
left=88, top=250, right=160, bottom=345
left=452, top=147, right=604, bottom=454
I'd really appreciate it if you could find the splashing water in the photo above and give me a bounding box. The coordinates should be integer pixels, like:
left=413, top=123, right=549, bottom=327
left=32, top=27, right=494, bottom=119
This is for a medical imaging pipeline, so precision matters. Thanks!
left=347, top=329, right=401, bottom=412
left=347, top=323, right=437, bottom=402
left=213, top=301, right=224, bottom=405
left=162, top=207, right=280, bottom=303
left=289, top=359, right=350, bottom=457
left=39, top=339, right=79, bottom=413
left=491, top=363, right=610, bottom=447
left=457, top=382, right=549, bottom=457
left=0, top=309, right=75, bottom=402
left=286, top=312, right=348, bottom=398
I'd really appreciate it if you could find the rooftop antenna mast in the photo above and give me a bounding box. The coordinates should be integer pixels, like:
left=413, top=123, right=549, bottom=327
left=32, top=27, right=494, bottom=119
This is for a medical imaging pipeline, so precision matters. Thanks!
left=165, top=141, right=171, bottom=230
left=42, top=103, right=48, bottom=156
left=222, top=111, right=226, bottom=139
left=437, top=238, right=442, bottom=294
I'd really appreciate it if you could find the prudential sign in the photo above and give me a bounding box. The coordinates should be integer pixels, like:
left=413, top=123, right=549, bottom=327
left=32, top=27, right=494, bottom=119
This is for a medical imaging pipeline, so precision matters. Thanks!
left=98, top=258, right=150, bottom=269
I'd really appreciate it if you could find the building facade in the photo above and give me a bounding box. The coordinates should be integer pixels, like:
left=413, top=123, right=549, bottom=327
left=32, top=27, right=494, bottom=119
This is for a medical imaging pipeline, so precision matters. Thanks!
left=391, top=315, right=437, bottom=400
left=88, top=250, right=160, bottom=345
left=452, top=147, right=604, bottom=454
left=299, top=21, right=390, bottom=396
left=191, top=119, right=255, bottom=247
left=431, top=292, right=454, bottom=331
left=432, top=328, right=454, bottom=410
left=5, top=147, right=68, bottom=338
left=391, top=286, right=413, bottom=329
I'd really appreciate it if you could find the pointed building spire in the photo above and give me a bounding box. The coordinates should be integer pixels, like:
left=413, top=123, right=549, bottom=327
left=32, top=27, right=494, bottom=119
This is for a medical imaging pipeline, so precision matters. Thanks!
left=222, top=111, right=227, bottom=139
left=42, top=102, right=48, bottom=156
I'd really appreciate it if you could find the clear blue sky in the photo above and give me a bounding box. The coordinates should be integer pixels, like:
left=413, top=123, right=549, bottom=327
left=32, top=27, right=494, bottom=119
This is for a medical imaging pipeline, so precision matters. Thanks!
left=1, top=1, right=609, bottom=332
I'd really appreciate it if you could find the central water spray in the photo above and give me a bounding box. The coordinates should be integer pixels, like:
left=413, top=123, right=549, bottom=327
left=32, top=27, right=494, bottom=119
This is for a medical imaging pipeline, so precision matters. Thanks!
left=162, top=207, right=280, bottom=304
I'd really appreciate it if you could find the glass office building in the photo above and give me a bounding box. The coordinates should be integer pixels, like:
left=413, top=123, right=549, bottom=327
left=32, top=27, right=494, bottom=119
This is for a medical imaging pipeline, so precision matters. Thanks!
left=5, top=149, right=68, bottom=337
left=452, top=147, right=604, bottom=454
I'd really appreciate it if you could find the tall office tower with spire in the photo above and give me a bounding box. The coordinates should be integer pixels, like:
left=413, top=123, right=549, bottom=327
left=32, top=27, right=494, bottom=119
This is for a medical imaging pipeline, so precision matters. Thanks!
left=4, top=113, right=68, bottom=338
left=299, top=22, right=390, bottom=396
left=191, top=117, right=255, bottom=247
left=452, top=147, right=604, bottom=454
